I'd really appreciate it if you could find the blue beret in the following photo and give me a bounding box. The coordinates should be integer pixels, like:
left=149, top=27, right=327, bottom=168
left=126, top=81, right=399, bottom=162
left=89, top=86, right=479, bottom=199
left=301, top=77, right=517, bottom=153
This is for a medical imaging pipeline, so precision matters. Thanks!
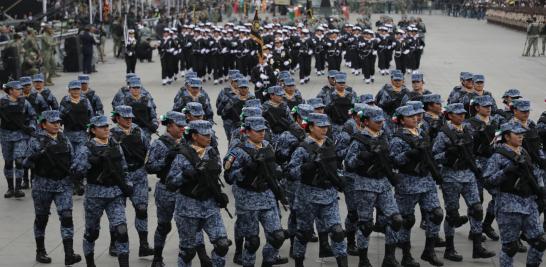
left=161, top=111, right=187, bottom=126
left=334, top=73, right=347, bottom=83
left=241, top=107, right=262, bottom=118
left=292, top=104, right=313, bottom=118
left=459, top=72, right=470, bottom=79
left=244, top=116, right=268, bottom=131
left=4, top=80, right=22, bottom=90
left=307, top=113, right=331, bottom=127
left=502, top=89, right=521, bottom=98
left=189, top=78, right=202, bottom=87
left=358, top=94, right=375, bottom=104
left=352, top=103, right=368, bottom=114
left=327, top=70, right=339, bottom=78
left=188, top=120, right=213, bottom=135
left=473, top=74, right=485, bottom=82
left=237, top=78, right=249, bottom=88
left=283, top=77, right=295, bottom=86
left=470, top=95, right=494, bottom=107
left=391, top=71, right=404, bottom=81
left=411, top=73, right=423, bottom=82
left=462, top=72, right=474, bottom=80
left=126, top=73, right=137, bottom=81
left=129, top=79, right=142, bottom=88
left=113, top=105, right=135, bottom=118
left=396, top=105, right=421, bottom=117
left=361, top=106, right=385, bottom=122
left=406, top=101, right=425, bottom=113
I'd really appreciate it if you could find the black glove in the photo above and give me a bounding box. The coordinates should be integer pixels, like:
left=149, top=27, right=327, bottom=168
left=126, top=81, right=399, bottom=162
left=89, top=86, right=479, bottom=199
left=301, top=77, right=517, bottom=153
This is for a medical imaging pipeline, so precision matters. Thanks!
left=215, top=193, right=229, bottom=209
left=358, top=151, right=375, bottom=161
left=389, top=173, right=401, bottom=187
left=301, top=161, right=317, bottom=174
left=184, top=168, right=199, bottom=181
left=445, top=146, right=459, bottom=163
left=120, top=183, right=134, bottom=197
left=405, top=148, right=421, bottom=159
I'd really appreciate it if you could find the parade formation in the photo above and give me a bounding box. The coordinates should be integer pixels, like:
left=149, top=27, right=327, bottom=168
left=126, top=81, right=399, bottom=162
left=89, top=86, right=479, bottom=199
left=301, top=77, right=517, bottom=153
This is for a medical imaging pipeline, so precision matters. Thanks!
left=1, top=11, right=546, bottom=267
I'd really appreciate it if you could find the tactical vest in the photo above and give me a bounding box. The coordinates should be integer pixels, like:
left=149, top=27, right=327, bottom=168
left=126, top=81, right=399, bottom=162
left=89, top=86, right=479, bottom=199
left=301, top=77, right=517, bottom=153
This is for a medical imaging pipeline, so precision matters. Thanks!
left=299, top=139, right=340, bottom=189
left=156, top=135, right=179, bottom=183
left=112, top=127, right=147, bottom=171
left=176, top=144, right=222, bottom=200
left=33, top=134, right=71, bottom=180
left=236, top=145, right=278, bottom=192
left=522, top=123, right=543, bottom=167
left=467, top=117, right=497, bottom=157
left=181, top=95, right=207, bottom=113
left=223, top=98, right=245, bottom=123
left=263, top=104, right=291, bottom=134
left=347, top=133, right=391, bottom=178
left=395, top=130, right=431, bottom=177
left=26, top=92, right=46, bottom=114
left=84, top=90, right=98, bottom=113
left=406, top=91, right=426, bottom=103
left=62, top=100, right=90, bottom=131
left=86, top=140, right=125, bottom=186
left=496, top=146, right=540, bottom=198
left=539, top=113, right=546, bottom=153
left=0, top=98, right=26, bottom=131
left=423, top=115, right=444, bottom=141
left=285, top=95, right=303, bottom=111
left=383, top=88, right=407, bottom=115
left=275, top=124, right=306, bottom=165
left=326, top=94, right=352, bottom=125
left=128, top=97, right=152, bottom=130
left=440, top=125, right=475, bottom=170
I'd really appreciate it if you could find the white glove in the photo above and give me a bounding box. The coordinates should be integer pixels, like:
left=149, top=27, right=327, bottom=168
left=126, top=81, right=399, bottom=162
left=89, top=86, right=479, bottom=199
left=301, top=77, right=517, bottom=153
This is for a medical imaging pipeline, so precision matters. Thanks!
left=243, top=49, right=250, bottom=54
left=251, top=51, right=256, bottom=56
left=283, top=61, right=290, bottom=66
left=256, top=81, right=263, bottom=88
left=127, top=52, right=133, bottom=56
left=260, top=74, right=268, bottom=80
left=173, top=51, right=178, bottom=55
left=167, top=48, right=175, bottom=53
left=308, top=49, right=313, bottom=55
left=403, top=49, right=410, bottom=55
left=186, top=42, right=191, bottom=47
left=418, top=46, right=424, bottom=50
left=372, top=50, right=377, bottom=56
left=200, top=48, right=206, bottom=54
left=221, top=48, right=228, bottom=54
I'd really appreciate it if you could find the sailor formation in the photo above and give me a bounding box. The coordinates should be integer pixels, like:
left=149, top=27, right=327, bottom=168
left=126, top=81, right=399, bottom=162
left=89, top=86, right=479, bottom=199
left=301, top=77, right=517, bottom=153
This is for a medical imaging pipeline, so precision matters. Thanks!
left=0, top=23, right=545, bottom=267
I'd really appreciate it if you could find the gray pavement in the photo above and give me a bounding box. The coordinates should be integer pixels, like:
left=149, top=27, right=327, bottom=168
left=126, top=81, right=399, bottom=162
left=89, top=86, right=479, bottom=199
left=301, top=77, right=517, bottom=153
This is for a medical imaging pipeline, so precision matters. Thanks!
left=1, top=13, right=545, bottom=267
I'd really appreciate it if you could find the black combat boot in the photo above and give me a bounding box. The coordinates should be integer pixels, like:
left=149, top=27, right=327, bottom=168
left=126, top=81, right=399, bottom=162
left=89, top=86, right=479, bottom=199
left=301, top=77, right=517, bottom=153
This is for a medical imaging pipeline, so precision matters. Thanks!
left=346, top=231, right=359, bottom=256
left=289, top=236, right=295, bottom=259
left=233, top=238, right=243, bottom=265
left=196, top=244, right=212, bottom=267
left=443, top=236, right=462, bottom=262
left=400, top=242, right=420, bottom=267
left=336, top=255, right=348, bottom=267
left=482, top=212, right=499, bottom=241
left=151, top=246, right=165, bottom=267
left=358, top=248, right=372, bottom=267
left=382, top=244, right=401, bottom=267
left=4, top=176, right=14, bottom=198
left=21, top=169, right=29, bottom=189
left=471, top=233, right=495, bottom=259
left=85, top=253, right=96, bottom=267
left=138, top=231, right=154, bottom=257
left=35, top=237, right=52, bottom=263
left=318, top=232, right=334, bottom=258
left=118, top=253, right=129, bottom=267
left=13, top=177, right=25, bottom=198
left=435, top=236, right=446, bottom=247
left=420, top=237, right=443, bottom=266
left=63, top=238, right=82, bottom=265
left=517, top=239, right=528, bottom=253
left=295, top=257, right=305, bottom=267
left=109, top=231, right=117, bottom=256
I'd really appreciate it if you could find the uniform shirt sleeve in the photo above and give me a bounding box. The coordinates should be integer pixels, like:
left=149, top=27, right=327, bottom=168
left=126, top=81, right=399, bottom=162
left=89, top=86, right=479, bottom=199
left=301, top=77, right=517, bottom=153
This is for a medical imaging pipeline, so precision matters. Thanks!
left=483, top=153, right=506, bottom=186
left=24, top=100, right=37, bottom=129
left=389, top=136, right=411, bottom=166
left=432, top=131, right=449, bottom=164
left=71, top=145, right=91, bottom=175
left=287, top=146, right=307, bottom=181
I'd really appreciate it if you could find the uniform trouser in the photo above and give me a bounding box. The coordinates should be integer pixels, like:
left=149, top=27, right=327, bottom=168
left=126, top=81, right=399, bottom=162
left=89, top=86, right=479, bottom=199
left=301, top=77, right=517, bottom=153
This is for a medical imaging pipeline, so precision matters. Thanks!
left=83, top=195, right=129, bottom=255
left=222, top=120, right=234, bottom=142
left=394, top=55, right=406, bottom=74
left=349, top=50, right=361, bottom=70
left=378, top=50, right=391, bottom=70
left=315, top=53, right=326, bottom=71
left=442, top=181, right=483, bottom=236
left=223, top=55, right=235, bottom=76
left=175, top=211, right=228, bottom=267
left=396, top=189, right=442, bottom=242
left=497, top=209, right=544, bottom=267
left=127, top=168, right=148, bottom=232
left=413, top=51, right=422, bottom=70
left=213, top=55, right=224, bottom=80
left=183, top=51, right=193, bottom=71
left=169, top=55, right=179, bottom=78
left=406, top=51, right=416, bottom=70
left=293, top=197, right=347, bottom=258
left=344, top=185, right=358, bottom=235
left=196, top=55, right=207, bottom=78
left=237, top=207, right=283, bottom=266
left=82, top=52, right=93, bottom=74
left=525, top=37, right=539, bottom=56
left=154, top=183, right=206, bottom=253
left=173, top=55, right=180, bottom=76
left=541, top=36, right=546, bottom=55
left=476, top=179, right=496, bottom=215
left=299, top=55, right=312, bottom=79
left=361, top=55, right=376, bottom=79
left=125, top=56, right=137, bottom=74
left=113, top=38, right=122, bottom=57
left=326, top=55, right=341, bottom=71
left=354, top=189, right=400, bottom=248
left=1, top=138, right=27, bottom=190
left=161, top=56, right=169, bottom=79
left=33, top=188, right=74, bottom=239
left=290, top=53, right=299, bottom=70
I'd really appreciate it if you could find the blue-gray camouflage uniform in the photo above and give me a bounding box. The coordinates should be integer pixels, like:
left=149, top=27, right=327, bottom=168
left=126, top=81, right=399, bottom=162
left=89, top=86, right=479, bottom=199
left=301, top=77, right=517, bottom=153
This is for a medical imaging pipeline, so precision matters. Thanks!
left=79, top=74, right=104, bottom=116
left=111, top=75, right=155, bottom=109
left=59, top=94, right=94, bottom=153
left=32, top=73, right=59, bottom=110
left=173, top=79, right=214, bottom=122
left=121, top=85, right=159, bottom=143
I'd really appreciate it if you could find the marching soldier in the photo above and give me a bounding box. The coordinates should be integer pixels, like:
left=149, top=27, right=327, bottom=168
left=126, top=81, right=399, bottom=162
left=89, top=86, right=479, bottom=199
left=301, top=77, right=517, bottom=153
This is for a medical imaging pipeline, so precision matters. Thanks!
left=447, top=72, right=474, bottom=104
left=262, top=86, right=293, bottom=143
left=221, top=78, right=255, bottom=141
left=32, top=73, right=59, bottom=110
left=250, top=55, right=277, bottom=102
left=322, top=73, right=357, bottom=136
left=79, top=75, right=104, bottom=116
left=357, top=29, right=377, bottom=84
left=325, top=30, right=343, bottom=71
left=125, top=29, right=138, bottom=74
left=497, top=89, right=521, bottom=123
left=401, top=73, right=432, bottom=105
left=173, top=78, right=214, bottom=122
left=159, top=28, right=175, bottom=85
left=59, top=80, right=94, bottom=153
left=406, top=27, right=425, bottom=74
left=313, top=27, right=327, bottom=76
left=377, top=26, right=395, bottom=76
left=24, top=110, right=81, bottom=265
left=121, top=79, right=159, bottom=142
left=282, top=77, right=304, bottom=110
left=461, top=74, right=498, bottom=116
left=422, top=94, right=445, bottom=141
left=298, top=29, right=314, bottom=84
left=394, top=29, right=409, bottom=74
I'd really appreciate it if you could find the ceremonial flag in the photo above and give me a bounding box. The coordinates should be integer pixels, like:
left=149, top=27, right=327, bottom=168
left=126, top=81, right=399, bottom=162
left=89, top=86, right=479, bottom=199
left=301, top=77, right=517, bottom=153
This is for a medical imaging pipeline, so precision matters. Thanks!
left=306, top=0, right=313, bottom=20
left=250, top=9, right=264, bottom=60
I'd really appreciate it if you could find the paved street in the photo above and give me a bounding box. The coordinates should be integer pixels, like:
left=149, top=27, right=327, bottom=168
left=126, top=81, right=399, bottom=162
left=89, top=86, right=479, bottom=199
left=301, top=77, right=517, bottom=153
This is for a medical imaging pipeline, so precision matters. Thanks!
left=1, top=13, right=545, bottom=267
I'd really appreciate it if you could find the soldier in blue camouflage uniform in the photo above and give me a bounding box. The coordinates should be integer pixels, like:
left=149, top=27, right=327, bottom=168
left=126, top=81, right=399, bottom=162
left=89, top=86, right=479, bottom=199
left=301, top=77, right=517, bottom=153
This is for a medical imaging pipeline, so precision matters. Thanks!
left=389, top=105, right=444, bottom=267
left=146, top=111, right=188, bottom=267
left=166, top=120, right=232, bottom=267
left=357, top=94, right=375, bottom=105
left=183, top=102, right=219, bottom=151
left=23, top=110, right=81, bottom=265
left=282, top=77, right=305, bottom=110
left=461, top=74, right=498, bottom=116
left=484, top=122, right=546, bottom=267
left=71, top=115, right=133, bottom=267
left=321, top=73, right=357, bottom=137
left=422, top=94, right=445, bottom=142
left=59, top=80, right=94, bottom=155
left=112, top=74, right=156, bottom=109
left=433, top=103, right=495, bottom=262
left=344, top=105, right=409, bottom=267
left=216, top=71, right=242, bottom=139
left=316, top=70, right=338, bottom=101
left=20, top=76, right=48, bottom=189
left=307, top=97, right=326, bottom=114
left=110, top=105, right=154, bottom=258
left=32, top=73, right=59, bottom=110
left=121, top=78, right=159, bottom=143
left=376, top=71, right=410, bottom=132
left=287, top=113, right=348, bottom=267
left=447, top=72, right=474, bottom=104
left=0, top=80, right=36, bottom=198
left=228, top=106, right=266, bottom=148
left=497, top=89, right=521, bottom=123
left=262, top=85, right=293, bottom=144
left=221, top=78, right=256, bottom=142
left=79, top=74, right=104, bottom=116
left=401, top=73, right=432, bottom=105
left=225, top=116, right=288, bottom=267
left=464, top=95, right=502, bottom=242
left=173, top=78, right=214, bottom=122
